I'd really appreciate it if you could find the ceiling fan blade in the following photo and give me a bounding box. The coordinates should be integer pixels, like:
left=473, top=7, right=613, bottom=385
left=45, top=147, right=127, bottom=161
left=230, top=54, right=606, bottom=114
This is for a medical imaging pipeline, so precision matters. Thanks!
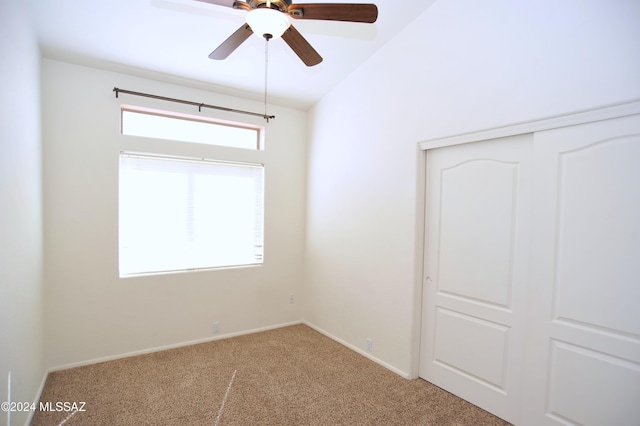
left=281, top=24, right=323, bottom=67
left=208, top=24, right=253, bottom=60
left=194, top=0, right=237, bottom=8
left=288, top=3, right=378, bottom=23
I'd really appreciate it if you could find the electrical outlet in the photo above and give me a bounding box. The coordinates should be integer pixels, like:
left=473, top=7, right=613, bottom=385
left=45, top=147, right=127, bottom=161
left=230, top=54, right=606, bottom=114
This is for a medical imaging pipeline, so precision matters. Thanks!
left=366, top=338, right=373, bottom=353
left=213, top=322, right=220, bottom=334
left=289, top=293, right=294, bottom=304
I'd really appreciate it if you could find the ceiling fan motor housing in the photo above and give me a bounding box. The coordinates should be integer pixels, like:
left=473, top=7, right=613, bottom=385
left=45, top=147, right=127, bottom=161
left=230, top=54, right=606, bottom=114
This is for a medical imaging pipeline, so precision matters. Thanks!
left=248, top=0, right=292, bottom=12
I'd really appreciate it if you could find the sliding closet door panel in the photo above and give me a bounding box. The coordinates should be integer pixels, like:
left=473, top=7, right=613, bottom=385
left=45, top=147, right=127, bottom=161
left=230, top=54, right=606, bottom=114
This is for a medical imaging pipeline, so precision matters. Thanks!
left=420, top=134, right=532, bottom=424
left=523, top=113, right=640, bottom=425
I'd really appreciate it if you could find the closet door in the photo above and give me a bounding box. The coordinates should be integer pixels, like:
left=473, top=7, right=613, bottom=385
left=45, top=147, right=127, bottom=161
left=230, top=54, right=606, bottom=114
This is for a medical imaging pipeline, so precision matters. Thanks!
left=523, top=114, right=640, bottom=425
left=420, top=134, right=532, bottom=424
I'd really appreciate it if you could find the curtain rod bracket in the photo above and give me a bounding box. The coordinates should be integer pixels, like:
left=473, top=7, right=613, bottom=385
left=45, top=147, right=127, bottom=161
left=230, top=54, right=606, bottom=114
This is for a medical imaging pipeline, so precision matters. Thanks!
left=112, top=87, right=274, bottom=122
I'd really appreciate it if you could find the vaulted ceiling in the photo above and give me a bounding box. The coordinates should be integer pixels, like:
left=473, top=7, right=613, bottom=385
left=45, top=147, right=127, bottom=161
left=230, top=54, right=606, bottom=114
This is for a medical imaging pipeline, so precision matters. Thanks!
left=23, top=0, right=437, bottom=110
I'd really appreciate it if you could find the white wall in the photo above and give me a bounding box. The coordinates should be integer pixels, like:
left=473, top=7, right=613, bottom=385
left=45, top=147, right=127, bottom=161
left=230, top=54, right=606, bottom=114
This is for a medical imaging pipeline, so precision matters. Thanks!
left=42, top=59, right=308, bottom=368
left=0, top=0, right=45, bottom=424
left=304, top=0, right=640, bottom=376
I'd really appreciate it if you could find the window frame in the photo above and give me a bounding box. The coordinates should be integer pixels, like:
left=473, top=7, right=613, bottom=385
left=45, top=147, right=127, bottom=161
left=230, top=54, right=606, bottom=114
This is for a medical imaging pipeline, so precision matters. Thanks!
left=117, top=104, right=267, bottom=278
left=120, top=105, right=264, bottom=150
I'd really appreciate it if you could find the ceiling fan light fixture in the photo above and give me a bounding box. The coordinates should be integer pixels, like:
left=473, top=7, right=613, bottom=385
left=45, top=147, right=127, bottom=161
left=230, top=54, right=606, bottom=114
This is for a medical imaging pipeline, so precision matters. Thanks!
left=246, top=8, right=290, bottom=39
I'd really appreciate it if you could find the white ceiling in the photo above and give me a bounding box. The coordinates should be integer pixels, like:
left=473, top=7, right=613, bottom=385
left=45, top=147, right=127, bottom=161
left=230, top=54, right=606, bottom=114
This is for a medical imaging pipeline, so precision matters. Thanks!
left=22, top=0, right=436, bottom=110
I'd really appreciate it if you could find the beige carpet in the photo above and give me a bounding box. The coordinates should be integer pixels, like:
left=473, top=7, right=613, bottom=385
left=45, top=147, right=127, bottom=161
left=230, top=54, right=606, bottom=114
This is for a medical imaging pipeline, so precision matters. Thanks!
left=32, top=324, right=510, bottom=425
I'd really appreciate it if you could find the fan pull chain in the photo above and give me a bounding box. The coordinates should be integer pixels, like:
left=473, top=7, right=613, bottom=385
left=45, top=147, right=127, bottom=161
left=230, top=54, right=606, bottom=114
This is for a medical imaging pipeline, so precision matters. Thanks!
left=264, top=34, right=271, bottom=123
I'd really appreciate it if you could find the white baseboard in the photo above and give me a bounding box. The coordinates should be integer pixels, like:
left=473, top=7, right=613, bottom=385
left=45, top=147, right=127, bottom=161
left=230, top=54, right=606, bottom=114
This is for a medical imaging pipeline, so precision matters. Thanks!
left=48, top=320, right=303, bottom=373
left=303, top=321, right=411, bottom=379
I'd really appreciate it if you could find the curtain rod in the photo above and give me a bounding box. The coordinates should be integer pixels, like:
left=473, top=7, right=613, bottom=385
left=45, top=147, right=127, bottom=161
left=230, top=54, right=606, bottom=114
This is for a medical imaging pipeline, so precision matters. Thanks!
left=113, top=87, right=275, bottom=122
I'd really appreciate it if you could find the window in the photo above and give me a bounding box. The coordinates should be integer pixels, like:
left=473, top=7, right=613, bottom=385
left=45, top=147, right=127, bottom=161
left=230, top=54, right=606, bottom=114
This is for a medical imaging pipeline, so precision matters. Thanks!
left=119, top=153, right=264, bottom=276
left=121, top=107, right=262, bottom=150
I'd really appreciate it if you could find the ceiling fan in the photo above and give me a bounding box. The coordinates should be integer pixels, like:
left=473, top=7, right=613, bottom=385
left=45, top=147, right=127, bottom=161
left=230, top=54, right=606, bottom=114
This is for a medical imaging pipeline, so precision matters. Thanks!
left=197, top=0, right=378, bottom=66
